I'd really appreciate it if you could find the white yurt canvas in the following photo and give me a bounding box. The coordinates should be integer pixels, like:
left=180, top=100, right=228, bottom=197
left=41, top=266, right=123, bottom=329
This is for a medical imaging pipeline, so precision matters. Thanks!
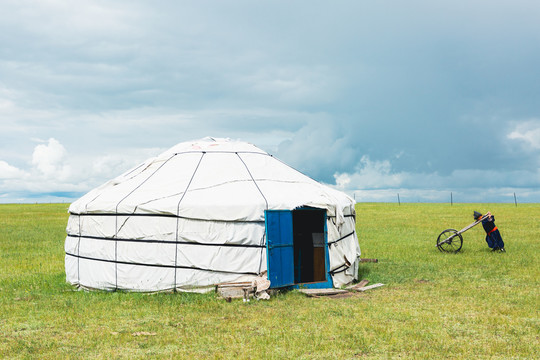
left=65, top=137, right=361, bottom=292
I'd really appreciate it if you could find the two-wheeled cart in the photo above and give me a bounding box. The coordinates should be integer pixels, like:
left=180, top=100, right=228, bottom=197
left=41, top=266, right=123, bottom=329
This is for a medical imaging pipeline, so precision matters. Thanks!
left=436, top=214, right=488, bottom=253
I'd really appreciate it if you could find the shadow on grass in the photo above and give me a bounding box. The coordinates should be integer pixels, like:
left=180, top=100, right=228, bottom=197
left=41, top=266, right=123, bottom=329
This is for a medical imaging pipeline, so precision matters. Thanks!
left=357, top=265, right=371, bottom=280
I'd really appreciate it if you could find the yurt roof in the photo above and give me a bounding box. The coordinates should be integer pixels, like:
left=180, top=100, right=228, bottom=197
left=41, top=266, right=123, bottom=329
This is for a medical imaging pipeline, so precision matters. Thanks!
left=69, top=137, right=354, bottom=222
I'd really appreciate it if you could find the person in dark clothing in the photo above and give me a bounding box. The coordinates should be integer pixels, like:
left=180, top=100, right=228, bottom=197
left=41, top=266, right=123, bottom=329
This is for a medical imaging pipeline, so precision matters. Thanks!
left=474, top=211, right=505, bottom=252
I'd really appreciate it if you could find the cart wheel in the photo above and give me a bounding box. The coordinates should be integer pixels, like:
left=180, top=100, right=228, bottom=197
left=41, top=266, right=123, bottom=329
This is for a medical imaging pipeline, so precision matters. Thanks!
left=436, top=229, right=463, bottom=253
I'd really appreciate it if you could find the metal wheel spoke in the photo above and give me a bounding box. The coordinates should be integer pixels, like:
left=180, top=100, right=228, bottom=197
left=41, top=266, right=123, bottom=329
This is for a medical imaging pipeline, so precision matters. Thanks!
left=437, top=229, right=462, bottom=253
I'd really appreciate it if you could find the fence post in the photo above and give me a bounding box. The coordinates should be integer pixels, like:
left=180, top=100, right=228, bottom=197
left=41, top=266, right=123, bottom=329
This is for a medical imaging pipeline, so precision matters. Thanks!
left=514, top=192, right=517, bottom=207
left=397, top=193, right=401, bottom=206
left=451, top=192, right=453, bottom=206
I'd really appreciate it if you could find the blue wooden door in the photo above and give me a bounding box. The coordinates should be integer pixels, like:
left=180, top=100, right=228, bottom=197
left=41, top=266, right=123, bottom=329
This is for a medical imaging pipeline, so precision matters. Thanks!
left=265, top=210, right=295, bottom=288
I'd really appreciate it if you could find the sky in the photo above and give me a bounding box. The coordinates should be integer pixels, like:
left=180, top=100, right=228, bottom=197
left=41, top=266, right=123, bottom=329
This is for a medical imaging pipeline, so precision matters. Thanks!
left=1, top=0, right=540, bottom=204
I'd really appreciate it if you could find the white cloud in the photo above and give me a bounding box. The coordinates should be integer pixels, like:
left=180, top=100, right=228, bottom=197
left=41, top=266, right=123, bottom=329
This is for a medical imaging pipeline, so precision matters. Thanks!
left=0, top=135, right=169, bottom=202
left=508, top=119, right=540, bottom=149
left=334, top=173, right=351, bottom=189
left=336, top=159, right=540, bottom=191
left=0, top=160, right=27, bottom=179
left=331, top=153, right=540, bottom=203
left=31, top=138, right=70, bottom=179
left=334, top=156, right=403, bottom=190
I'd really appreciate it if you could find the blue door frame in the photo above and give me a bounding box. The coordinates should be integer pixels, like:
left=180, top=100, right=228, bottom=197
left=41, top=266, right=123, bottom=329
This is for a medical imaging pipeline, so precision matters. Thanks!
left=265, top=208, right=333, bottom=289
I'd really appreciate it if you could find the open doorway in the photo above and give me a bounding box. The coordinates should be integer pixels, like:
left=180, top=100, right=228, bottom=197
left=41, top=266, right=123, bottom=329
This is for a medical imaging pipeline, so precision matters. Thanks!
left=293, top=208, right=326, bottom=284
left=265, top=208, right=330, bottom=288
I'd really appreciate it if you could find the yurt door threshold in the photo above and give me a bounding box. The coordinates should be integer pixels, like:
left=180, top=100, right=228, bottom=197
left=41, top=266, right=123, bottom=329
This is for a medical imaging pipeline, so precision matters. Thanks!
left=265, top=208, right=333, bottom=289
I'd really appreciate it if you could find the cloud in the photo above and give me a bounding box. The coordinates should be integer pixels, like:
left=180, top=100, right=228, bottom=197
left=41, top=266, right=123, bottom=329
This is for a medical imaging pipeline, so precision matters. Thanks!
left=335, top=157, right=540, bottom=192
left=508, top=119, right=540, bottom=150
left=332, top=154, right=540, bottom=202
left=0, top=136, right=170, bottom=202
left=234, top=66, right=340, bottom=106
left=0, top=0, right=140, bottom=44
left=334, top=156, right=403, bottom=190
left=0, top=161, right=26, bottom=179
left=31, top=138, right=70, bottom=179
left=2, top=1, right=540, bottom=203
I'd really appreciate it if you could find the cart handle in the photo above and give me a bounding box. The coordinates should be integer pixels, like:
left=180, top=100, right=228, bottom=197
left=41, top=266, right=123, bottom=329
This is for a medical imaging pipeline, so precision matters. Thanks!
left=436, top=213, right=489, bottom=247
left=456, top=213, right=489, bottom=235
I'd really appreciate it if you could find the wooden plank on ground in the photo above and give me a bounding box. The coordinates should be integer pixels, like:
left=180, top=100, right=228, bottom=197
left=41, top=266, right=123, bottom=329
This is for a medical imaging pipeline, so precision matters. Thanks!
left=216, top=282, right=253, bottom=299
left=298, top=288, right=348, bottom=297
left=354, top=283, right=385, bottom=292
left=346, top=279, right=369, bottom=290
left=359, top=258, right=378, bottom=263
left=216, top=282, right=252, bottom=288
left=217, top=286, right=245, bottom=299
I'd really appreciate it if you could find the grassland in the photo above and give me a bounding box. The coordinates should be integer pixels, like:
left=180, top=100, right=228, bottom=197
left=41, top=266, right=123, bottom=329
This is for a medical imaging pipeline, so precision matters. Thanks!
left=0, top=203, right=538, bottom=359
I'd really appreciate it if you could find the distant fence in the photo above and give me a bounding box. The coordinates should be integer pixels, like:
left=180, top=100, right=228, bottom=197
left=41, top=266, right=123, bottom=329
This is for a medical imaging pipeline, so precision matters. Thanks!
left=396, top=192, right=519, bottom=206
left=353, top=192, right=523, bottom=205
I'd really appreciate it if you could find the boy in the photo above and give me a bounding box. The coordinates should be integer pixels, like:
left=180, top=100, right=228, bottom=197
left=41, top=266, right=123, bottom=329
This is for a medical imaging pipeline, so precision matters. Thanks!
left=474, top=211, right=505, bottom=252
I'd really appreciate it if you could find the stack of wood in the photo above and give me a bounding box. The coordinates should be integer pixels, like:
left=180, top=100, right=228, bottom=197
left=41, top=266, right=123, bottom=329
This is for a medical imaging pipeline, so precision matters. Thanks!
left=216, top=282, right=253, bottom=302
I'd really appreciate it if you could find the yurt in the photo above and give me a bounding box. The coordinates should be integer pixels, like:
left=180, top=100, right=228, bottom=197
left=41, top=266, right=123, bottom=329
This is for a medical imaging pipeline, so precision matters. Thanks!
left=65, top=137, right=361, bottom=292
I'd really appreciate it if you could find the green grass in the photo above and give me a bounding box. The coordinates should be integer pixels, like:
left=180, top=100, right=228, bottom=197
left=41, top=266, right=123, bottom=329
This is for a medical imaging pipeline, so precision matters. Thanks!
left=1, top=203, right=538, bottom=359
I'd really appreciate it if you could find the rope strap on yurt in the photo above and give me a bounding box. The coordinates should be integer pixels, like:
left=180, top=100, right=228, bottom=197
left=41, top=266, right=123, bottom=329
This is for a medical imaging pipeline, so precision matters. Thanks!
left=65, top=234, right=266, bottom=248
left=327, top=231, right=355, bottom=247
left=64, top=252, right=260, bottom=276
left=328, top=214, right=356, bottom=218
left=329, top=255, right=352, bottom=275
left=68, top=212, right=265, bottom=224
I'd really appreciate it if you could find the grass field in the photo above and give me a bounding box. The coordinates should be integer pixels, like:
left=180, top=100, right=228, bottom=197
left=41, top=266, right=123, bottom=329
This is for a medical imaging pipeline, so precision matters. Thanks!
left=0, top=203, right=538, bottom=359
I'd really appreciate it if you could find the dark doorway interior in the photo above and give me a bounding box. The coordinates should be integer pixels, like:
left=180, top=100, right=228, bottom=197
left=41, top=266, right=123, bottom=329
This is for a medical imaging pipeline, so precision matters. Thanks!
left=292, top=208, right=326, bottom=284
